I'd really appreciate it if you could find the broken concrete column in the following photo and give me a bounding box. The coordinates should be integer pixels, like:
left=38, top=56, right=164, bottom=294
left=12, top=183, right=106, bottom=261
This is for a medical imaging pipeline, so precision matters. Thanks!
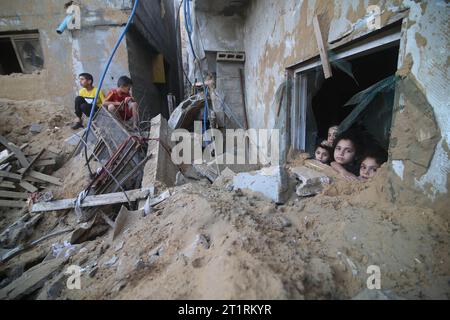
left=141, top=115, right=178, bottom=188
left=232, top=166, right=288, bottom=204
left=289, top=166, right=332, bottom=197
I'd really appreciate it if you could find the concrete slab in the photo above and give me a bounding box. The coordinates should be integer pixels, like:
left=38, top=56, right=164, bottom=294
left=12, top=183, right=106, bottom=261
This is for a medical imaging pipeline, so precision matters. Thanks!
left=141, top=114, right=178, bottom=188
left=233, top=166, right=288, bottom=204
left=289, top=166, right=332, bottom=197
left=206, top=152, right=260, bottom=174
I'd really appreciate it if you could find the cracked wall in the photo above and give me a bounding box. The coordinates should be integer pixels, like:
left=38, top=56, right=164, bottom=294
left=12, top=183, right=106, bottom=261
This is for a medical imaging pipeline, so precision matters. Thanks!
left=190, top=0, right=449, bottom=214
left=0, top=0, right=132, bottom=105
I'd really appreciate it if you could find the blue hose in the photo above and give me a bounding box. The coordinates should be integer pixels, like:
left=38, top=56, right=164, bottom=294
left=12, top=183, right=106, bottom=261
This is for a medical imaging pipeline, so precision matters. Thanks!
left=83, top=0, right=139, bottom=173
left=184, top=0, right=198, bottom=62
left=56, top=14, right=73, bottom=34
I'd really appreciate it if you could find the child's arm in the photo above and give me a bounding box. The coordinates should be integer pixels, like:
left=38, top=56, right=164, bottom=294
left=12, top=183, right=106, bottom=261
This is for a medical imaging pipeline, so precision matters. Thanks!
left=331, top=161, right=358, bottom=181
left=103, top=91, right=122, bottom=107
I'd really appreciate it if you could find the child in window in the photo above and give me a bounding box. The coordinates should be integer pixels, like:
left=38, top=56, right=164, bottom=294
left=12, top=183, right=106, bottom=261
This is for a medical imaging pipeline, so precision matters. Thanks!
left=359, top=147, right=388, bottom=181
left=322, top=125, right=339, bottom=147
left=330, top=130, right=363, bottom=181
left=314, top=143, right=332, bottom=165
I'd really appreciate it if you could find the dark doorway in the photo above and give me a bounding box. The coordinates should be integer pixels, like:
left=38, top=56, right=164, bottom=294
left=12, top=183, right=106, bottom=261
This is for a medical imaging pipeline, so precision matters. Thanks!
left=126, top=26, right=169, bottom=126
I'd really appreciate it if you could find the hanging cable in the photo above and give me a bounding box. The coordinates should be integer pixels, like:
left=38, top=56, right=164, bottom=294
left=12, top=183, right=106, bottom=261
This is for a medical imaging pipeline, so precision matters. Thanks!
left=183, top=0, right=210, bottom=139
left=175, top=0, right=193, bottom=88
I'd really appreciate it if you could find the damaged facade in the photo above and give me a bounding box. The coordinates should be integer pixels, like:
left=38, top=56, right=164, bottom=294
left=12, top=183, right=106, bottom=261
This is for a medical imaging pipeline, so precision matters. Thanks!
left=184, top=0, right=449, bottom=217
left=0, top=0, right=448, bottom=301
left=0, top=0, right=182, bottom=120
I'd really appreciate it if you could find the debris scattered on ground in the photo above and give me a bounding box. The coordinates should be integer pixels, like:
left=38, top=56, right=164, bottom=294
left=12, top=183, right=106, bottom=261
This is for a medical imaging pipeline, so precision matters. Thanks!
left=0, top=99, right=448, bottom=301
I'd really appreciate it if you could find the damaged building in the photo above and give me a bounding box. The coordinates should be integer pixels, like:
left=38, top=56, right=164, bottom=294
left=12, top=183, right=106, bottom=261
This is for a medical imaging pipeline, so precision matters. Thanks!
left=0, top=0, right=181, bottom=120
left=183, top=0, right=449, bottom=216
left=0, top=0, right=448, bottom=301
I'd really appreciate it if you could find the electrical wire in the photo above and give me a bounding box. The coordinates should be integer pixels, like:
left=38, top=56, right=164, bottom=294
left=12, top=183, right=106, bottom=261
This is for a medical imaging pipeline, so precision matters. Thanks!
left=82, top=0, right=139, bottom=175
left=175, top=0, right=193, bottom=88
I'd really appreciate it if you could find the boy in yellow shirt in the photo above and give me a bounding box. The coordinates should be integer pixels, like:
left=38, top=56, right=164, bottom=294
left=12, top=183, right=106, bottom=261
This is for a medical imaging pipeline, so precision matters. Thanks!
left=71, top=73, right=105, bottom=129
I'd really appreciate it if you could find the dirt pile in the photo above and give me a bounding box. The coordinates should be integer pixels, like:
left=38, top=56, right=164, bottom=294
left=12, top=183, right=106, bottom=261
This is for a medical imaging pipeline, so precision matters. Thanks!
left=0, top=98, right=74, bottom=157
left=0, top=100, right=448, bottom=300
left=29, top=179, right=449, bottom=300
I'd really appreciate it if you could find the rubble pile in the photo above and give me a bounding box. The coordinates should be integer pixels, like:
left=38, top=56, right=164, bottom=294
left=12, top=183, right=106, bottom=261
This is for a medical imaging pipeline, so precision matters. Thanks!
left=0, top=99, right=448, bottom=300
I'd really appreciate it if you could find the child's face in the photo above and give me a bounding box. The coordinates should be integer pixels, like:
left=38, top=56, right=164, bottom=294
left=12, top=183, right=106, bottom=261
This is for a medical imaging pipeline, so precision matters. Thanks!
left=315, top=147, right=330, bottom=164
left=360, top=157, right=380, bottom=180
left=334, top=139, right=355, bottom=165
left=118, top=85, right=131, bottom=95
left=79, top=76, right=92, bottom=88
left=327, top=126, right=338, bottom=145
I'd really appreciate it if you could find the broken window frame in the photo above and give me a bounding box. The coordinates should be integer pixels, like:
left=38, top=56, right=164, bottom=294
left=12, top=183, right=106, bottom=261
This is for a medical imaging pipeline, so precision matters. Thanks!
left=0, top=32, right=44, bottom=74
left=290, top=24, right=402, bottom=153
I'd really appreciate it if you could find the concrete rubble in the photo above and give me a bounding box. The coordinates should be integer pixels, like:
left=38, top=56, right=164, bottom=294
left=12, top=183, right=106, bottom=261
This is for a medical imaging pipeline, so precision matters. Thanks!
left=289, top=166, right=332, bottom=197
left=0, top=0, right=449, bottom=302
left=232, top=166, right=289, bottom=204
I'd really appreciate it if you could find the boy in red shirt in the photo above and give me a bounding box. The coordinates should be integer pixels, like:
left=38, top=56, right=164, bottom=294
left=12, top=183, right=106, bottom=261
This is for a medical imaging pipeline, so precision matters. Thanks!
left=103, top=76, right=139, bottom=130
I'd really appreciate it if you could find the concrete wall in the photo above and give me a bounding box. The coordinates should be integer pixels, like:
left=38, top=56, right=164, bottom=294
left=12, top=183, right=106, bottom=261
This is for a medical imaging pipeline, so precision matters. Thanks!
left=0, top=0, right=132, bottom=106
left=189, top=0, right=449, bottom=215
left=195, top=11, right=245, bottom=52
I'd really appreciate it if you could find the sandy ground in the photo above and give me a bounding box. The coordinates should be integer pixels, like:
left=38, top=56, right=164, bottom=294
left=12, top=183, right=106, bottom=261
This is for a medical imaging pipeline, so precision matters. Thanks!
left=0, top=99, right=449, bottom=300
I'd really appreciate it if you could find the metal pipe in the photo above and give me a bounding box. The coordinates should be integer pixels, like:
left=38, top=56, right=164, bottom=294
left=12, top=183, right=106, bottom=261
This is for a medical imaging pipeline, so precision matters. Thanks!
left=56, top=14, right=73, bottom=34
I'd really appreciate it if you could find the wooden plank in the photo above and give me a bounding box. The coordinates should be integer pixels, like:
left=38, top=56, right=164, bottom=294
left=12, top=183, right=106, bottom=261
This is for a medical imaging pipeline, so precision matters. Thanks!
left=0, top=144, right=28, bottom=166
left=17, top=169, right=62, bottom=186
left=0, top=171, right=22, bottom=181
left=238, top=68, right=249, bottom=129
left=22, top=175, right=44, bottom=184
left=19, top=181, right=38, bottom=193
left=0, top=181, right=16, bottom=189
left=0, top=165, right=11, bottom=183
left=34, top=159, right=57, bottom=167
left=21, top=149, right=45, bottom=178
left=0, top=190, right=29, bottom=199
left=32, top=187, right=154, bottom=213
left=47, top=146, right=60, bottom=154
left=0, top=200, right=26, bottom=208
left=313, top=15, right=332, bottom=79
left=10, top=38, right=25, bottom=73
left=0, top=135, right=29, bottom=168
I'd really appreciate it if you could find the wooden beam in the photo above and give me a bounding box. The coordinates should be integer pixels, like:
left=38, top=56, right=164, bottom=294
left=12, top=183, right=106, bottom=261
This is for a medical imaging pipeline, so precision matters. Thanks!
left=313, top=15, right=332, bottom=79
left=0, top=181, right=16, bottom=189
left=47, top=146, right=60, bottom=154
left=0, top=171, right=22, bottom=181
left=32, top=187, right=154, bottom=213
left=19, top=181, right=38, bottom=193
left=0, top=165, right=11, bottom=183
left=21, top=149, right=45, bottom=178
left=0, top=144, right=28, bottom=166
left=0, top=190, right=29, bottom=199
left=0, top=135, right=30, bottom=168
left=17, top=169, right=62, bottom=186
left=0, top=200, right=26, bottom=208
left=34, top=159, right=57, bottom=167
left=238, top=68, right=249, bottom=130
